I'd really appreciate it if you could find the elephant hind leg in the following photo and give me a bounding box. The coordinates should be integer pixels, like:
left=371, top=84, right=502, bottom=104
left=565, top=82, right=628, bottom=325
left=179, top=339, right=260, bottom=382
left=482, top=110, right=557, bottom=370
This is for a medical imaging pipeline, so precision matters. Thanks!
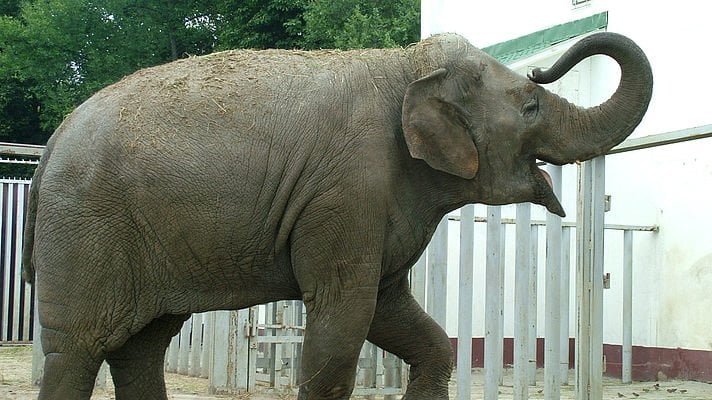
left=105, top=314, right=189, bottom=400
left=38, top=328, right=105, bottom=400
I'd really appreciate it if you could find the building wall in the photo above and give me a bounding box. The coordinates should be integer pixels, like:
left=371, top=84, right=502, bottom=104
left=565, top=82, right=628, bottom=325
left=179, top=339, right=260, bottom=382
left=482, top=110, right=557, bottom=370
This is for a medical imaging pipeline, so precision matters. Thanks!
left=423, top=0, right=712, bottom=351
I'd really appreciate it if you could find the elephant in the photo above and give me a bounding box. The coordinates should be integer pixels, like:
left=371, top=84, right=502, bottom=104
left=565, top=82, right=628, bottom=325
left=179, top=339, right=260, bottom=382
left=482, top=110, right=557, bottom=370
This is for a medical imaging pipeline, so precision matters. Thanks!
left=22, top=31, right=652, bottom=399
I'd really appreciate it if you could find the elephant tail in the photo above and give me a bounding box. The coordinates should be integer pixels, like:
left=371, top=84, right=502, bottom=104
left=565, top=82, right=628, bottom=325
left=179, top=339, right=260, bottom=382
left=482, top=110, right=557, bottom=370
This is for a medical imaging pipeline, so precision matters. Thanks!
left=22, top=141, right=52, bottom=284
left=21, top=164, right=41, bottom=284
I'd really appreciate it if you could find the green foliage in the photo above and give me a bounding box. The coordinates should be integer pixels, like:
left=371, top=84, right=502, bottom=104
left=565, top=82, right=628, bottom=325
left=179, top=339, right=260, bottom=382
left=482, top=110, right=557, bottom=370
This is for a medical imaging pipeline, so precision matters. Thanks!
left=302, top=0, right=420, bottom=50
left=0, top=0, right=22, bottom=17
left=0, top=0, right=420, bottom=153
left=216, top=0, right=307, bottom=50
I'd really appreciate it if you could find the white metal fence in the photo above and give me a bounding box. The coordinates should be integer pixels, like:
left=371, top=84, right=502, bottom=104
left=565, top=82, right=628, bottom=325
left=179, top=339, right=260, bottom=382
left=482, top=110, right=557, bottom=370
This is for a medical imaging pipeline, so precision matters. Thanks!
left=0, top=153, right=658, bottom=399
left=6, top=125, right=709, bottom=399
left=158, top=303, right=406, bottom=396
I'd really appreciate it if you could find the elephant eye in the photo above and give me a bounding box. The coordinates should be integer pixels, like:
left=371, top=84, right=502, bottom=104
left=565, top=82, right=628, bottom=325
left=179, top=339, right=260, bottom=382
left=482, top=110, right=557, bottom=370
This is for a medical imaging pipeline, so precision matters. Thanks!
left=521, top=97, right=539, bottom=119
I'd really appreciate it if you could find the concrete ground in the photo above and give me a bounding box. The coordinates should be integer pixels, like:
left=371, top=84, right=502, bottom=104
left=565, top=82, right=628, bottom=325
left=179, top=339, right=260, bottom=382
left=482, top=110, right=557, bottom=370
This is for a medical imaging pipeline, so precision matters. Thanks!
left=2, top=345, right=711, bottom=399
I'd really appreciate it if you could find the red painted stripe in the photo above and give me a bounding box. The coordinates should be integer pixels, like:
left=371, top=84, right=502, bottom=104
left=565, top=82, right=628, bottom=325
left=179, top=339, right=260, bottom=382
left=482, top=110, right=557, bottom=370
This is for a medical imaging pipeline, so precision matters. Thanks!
left=449, top=338, right=712, bottom=382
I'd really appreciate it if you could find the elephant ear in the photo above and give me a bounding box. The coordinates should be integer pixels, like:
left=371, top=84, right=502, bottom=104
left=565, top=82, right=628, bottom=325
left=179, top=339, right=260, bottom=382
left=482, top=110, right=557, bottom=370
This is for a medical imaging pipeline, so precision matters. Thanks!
left=402, top=68, right=479, bottom=179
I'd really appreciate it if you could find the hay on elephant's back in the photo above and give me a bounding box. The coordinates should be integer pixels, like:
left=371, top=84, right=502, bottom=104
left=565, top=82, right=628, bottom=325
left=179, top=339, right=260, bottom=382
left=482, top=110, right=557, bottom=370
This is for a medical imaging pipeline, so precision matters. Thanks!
left=110, top=46, right=409, bottom=143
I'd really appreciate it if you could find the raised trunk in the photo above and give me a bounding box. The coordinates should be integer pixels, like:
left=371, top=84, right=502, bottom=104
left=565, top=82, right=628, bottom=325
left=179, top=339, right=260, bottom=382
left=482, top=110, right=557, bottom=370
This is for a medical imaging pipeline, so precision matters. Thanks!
left=530, top=32, right=653, bottom=164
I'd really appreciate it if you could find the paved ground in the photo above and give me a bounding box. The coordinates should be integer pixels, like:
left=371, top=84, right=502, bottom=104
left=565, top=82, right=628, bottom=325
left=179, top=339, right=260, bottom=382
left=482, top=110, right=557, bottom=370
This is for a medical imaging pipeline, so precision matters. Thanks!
left=2, top=345, right=712, bottom=399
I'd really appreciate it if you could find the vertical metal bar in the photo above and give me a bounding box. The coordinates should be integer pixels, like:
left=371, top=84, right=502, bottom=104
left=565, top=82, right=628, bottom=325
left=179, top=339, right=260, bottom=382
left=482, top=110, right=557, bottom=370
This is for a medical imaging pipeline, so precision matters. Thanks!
left=528, top=225, right=539, bottom=386
left=591, top=156, right=606, bottom=400
left=427, top=217, right=448, bottom=327
left=2, top=183, right=12, bottom=341
left=576, top=156, right=606, bottom=400
left=272, top=303, right=283, bottom=391
left=287, top=302, right=297, bottom=388
left=247, top=307, right=258, bottom=391
left=231, top=308, right=250, bottom=393
left=622, top=230, right=633, bottom=384
left=13, top=184, right=24, bottom=341
left=190, top=313, right=203, bottom=376
left=411, top=254, right=427, bottom=308
left=167, top=326, right=180, bottom=373
left=545, top=165, right=563, bottom=400
left=457, top=205, right=475, bottom=400
left=201, top=312, right=214, bottom=378
left=208, top=310, right=232, bottom=392
left=560, top=226, right=573, bottom=384
left=384, top=351, right=401, bottom=400
left=485, top=206, right=502, bottom=400
left=498, top=226, right=506, bottom=386
left=178, top=316, right=192, bottom=375
left=266, top=302, right=276, bottom=387
left=576, top=160, right=593, bottom=400
left=514, top=203, right=532, bottom=400
left=22, top=184, right=32, bottom=341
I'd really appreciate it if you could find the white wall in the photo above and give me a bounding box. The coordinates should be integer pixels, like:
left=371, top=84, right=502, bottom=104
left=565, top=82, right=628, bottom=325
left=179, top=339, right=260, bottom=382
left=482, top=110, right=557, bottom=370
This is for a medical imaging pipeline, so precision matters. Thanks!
left=424, top=0, right=712, bottom=350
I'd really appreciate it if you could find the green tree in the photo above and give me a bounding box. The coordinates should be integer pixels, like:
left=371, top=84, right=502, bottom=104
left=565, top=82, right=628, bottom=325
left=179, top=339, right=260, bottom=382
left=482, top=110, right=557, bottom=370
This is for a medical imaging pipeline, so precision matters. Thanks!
left=0, top=0, right=224, bottom=143
left=302, top=0, right=420, bottom=50
left=216, top=0, right=307, bottom=50
left=0, top=0, right=420, bottom=150
left=0, top=0, right=22, bottom=17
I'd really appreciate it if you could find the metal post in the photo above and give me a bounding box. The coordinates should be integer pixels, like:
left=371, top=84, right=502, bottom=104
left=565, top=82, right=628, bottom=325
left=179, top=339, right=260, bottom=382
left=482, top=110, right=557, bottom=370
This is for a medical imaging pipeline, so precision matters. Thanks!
left=190, top=313, right=203, bottom=376
left=1, top=183, right=11, bottom=341
left=485, top=206, right=503, bottom=400
left=622, top=230, right=633, bottom=383
left=545, top=165, right=563, bottom=400
left=178, top=317, right=192, bottom=375
left=560, top=226, right=573, bottom=384
left=576, top=156, right=606, bottom=400
left=201, top=312, right=215, bottom=378
left=528, top=225, right=539, bottom=386
left=209, top=310, right=233, bottom=393
left=427, top=217, right=448, bottom=328
left=209, top=310, right=250, bottom=393
left=167, top=328, right=180, bottom=373
left=576, top=160, right=593, bottom=400
left=591, top=157, right=606, bottom=400
left=247, top=307, right=258, bottom=391
left=457, top=205, right=475, bottom=400
left=514, top=203, right=532, bottom=400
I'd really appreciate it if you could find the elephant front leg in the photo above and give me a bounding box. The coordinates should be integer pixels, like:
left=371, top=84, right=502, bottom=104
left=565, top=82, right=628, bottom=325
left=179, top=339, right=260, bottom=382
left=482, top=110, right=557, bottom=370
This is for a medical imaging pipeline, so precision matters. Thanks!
left=297, top=283, right=378, bottom=399
left=290, top=218, right=382, bottom=398
left=367, top=277, right=453, bottom=400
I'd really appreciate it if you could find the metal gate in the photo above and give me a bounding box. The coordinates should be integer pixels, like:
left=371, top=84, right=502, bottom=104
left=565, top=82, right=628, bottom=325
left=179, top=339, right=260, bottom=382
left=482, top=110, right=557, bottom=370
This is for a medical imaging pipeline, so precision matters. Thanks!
left=0, top=179, right=33, bottom=343
left=203, top=302, right=407, bottom=396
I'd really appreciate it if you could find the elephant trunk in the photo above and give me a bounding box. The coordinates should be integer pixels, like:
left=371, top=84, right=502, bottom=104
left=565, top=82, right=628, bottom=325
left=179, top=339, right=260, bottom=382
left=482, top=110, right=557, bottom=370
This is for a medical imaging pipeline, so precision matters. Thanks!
left=529, top=32, right=653, bottom=164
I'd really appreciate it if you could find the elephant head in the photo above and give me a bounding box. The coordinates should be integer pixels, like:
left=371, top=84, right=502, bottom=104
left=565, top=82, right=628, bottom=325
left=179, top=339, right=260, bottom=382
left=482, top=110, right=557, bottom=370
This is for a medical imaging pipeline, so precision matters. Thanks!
left=402, top=32, right=653, bottom=216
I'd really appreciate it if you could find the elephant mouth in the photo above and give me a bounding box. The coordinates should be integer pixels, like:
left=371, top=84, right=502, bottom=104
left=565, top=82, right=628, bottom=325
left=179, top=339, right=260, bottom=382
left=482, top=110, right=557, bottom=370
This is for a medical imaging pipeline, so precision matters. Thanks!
left=533, top=165, right=566, bottom=217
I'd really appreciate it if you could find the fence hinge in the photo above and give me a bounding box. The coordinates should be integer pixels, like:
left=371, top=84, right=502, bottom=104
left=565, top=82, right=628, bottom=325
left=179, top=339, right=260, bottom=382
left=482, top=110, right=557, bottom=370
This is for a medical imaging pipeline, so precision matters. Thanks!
left=245, top=307, right=258, bottom=337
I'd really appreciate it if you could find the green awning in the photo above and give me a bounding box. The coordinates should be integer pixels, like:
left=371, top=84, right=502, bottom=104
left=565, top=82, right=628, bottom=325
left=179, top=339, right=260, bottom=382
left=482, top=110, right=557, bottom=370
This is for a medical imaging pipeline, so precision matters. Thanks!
left=483, top=11, right=608, bottom=64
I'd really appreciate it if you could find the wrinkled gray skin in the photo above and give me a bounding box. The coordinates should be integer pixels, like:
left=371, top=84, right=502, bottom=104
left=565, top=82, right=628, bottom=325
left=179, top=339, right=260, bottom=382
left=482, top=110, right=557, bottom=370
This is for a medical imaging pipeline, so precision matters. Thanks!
left=23, top=32, right=652, bottom=399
